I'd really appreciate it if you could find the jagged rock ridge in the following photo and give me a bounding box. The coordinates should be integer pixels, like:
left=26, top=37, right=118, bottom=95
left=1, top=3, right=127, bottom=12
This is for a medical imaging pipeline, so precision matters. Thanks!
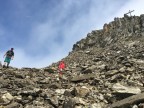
left=1, top=14, right=144, bottom=108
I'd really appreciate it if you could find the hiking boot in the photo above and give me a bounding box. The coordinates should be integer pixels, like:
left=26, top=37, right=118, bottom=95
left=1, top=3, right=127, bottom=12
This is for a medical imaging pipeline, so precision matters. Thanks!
left=3, top=65, right=5, bottom=68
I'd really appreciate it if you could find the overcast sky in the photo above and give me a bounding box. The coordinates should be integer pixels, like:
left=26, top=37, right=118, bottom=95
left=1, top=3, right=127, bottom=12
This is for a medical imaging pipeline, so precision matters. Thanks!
left=0, top=0, right=144, bottom=68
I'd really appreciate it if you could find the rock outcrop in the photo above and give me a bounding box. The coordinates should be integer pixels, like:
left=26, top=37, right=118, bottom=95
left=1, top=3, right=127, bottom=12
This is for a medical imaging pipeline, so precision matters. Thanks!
left=1, top=14, right=144, bottom=108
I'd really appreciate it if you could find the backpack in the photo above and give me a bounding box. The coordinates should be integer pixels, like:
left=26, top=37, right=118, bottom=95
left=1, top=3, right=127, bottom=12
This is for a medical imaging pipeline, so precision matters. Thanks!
left=6, top=50, right=14, bottom=57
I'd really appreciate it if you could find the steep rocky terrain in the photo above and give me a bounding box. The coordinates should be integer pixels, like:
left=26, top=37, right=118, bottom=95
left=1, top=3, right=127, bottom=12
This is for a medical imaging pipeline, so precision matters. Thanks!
left=1, top=14, right=144, bottom=108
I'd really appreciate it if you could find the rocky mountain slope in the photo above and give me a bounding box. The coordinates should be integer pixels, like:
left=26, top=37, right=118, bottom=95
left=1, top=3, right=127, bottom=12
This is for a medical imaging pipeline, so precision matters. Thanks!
left=1, top=14, right=144, bottom=108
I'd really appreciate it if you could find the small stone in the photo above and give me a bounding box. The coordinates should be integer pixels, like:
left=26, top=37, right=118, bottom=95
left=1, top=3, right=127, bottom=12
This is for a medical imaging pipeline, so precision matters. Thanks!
left=132, top=105, right=138, bottom=108
left=2, top=92, right=14, bottom=102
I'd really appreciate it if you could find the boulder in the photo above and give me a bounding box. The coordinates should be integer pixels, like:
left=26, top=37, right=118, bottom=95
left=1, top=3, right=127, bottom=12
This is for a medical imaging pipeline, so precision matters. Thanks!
left=112, top=83, right=141, bottom=94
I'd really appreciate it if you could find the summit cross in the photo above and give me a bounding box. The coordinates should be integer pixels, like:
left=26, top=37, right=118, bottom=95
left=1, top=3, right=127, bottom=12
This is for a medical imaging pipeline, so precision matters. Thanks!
left=125, top=10, right=134, bottom=17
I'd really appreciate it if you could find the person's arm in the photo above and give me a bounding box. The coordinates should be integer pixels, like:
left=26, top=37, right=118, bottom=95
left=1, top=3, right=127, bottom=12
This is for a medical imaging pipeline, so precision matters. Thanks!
left=11, top=56, right=14, bottom=60
left=11, top=52, right=14, bottom=60
left=3, top=52, right=7, bottom=58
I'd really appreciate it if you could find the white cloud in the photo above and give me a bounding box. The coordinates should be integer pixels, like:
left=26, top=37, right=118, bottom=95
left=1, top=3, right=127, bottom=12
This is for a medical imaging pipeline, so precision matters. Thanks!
left=30, top=22, right=58, bottom=44
left=28, top=0, right=124, bottom=50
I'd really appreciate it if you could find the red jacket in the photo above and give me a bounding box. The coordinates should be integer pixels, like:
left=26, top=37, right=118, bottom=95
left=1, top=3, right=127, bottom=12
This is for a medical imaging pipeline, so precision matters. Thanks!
left=58, top=61, right=65, bottom=70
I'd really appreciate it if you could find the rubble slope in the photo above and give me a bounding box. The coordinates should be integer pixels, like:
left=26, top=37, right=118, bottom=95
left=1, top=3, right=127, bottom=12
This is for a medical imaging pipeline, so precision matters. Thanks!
left=1, top=14, right=144, bottom=108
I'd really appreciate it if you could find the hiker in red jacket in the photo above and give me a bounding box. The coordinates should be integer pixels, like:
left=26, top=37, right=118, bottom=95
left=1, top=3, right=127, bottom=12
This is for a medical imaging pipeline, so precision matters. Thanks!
left=58, top=61, right=65, bottom=77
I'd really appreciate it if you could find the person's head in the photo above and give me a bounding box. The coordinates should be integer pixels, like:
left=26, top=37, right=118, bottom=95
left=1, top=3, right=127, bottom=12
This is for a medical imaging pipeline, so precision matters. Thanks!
left=59, top=61, right=64, bottom=64
left=11, top=48, right=14, bottom=51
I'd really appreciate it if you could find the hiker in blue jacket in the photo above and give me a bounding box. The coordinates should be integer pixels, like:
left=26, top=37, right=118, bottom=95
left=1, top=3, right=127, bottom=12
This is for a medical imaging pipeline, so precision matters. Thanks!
left=3, top=48, right=14, bottom=68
